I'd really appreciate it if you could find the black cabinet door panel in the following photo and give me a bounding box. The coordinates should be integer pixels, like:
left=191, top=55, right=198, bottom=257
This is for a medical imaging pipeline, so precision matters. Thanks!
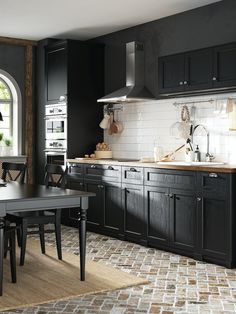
left=158, top=54, right=185, bottom=94
left=46, top=45, right=67, bottom=103
left=123, top=183, right=145, bottom=238
left=84, top=180, right=102, bottom=229
left=103, top=182, right=123, bottom=233
left=213, top=43, right=236, bottom=88
left=170, top=189, right=196, bottom=251
left=200, top=197, right=228, bottom=257
left=145, top=186, right=169, bottom=244
left=185, top=49, right=213, bottom=91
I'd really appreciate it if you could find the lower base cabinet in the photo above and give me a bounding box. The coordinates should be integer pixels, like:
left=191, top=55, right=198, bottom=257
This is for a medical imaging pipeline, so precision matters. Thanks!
left=122, top=183, right=146, bottom=244
left=170, top=188, right=196, bottom=252
left=64, top=163, right=236, bottom=268
left=146, top=186, right=196, bottom=253
left=198, top=194, right=230, bottom=266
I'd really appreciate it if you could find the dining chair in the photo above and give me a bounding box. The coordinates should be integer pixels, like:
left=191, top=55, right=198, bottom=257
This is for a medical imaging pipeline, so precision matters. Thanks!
left=5, top=163, right=68, bottom=266
left=4, top=226, right=17, bottom=283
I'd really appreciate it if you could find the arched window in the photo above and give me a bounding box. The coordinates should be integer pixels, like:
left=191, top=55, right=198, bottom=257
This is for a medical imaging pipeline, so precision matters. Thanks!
left=0, top=70, right=22, bottom=155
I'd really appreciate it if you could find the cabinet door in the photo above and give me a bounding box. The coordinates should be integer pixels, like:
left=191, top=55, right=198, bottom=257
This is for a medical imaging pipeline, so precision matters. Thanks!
left=170, top=189, right=196, bottom=252
left=62, top=180, right=85, bottom=227
left=103, top=182, right=123, bottom=235
left=84, top=180, right=102, bottom=232
left=158, top=54, right=185, bottom=94
left=123, top=183, right=145, bottom=241
left=198, top=194, right=229, bottom=263
left=213, top=43, right=236, bottom=88
left=145, top=186, right=169, bottom=246
left=46, top=44, right=67, bottom=104
left=185, top=49, right=213, bottom=91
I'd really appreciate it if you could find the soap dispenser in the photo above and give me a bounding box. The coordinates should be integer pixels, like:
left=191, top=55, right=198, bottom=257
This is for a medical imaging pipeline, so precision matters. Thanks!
left=194, top=145, right=201, bottom=162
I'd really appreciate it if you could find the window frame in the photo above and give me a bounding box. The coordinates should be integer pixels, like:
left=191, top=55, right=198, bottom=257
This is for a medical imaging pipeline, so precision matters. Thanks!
left=0, top=77, right=14, bottom=138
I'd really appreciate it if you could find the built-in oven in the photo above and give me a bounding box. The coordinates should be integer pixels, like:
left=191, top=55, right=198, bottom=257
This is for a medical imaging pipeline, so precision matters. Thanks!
left=45, top=116, right=67, bottom=140
left=45, top=151, right=67, bottom=165
left=45, top=103, right=68, bottom=166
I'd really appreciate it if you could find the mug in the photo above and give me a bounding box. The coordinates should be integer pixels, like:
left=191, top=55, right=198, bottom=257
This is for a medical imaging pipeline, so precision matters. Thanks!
left=99, top=114, right=110, bottom=129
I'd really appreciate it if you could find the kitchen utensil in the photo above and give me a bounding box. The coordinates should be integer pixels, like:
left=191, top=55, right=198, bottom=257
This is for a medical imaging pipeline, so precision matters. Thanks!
left=160, top=144, right=185, bottom=162
left=108, top=113, right=114, bottom=135
left=99, top=113, right=111, bottom=129
left=109, top=112, right=119, bottom=134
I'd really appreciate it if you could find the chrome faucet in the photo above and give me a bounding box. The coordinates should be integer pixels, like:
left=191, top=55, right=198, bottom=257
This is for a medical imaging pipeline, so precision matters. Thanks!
left=192, top=124, right=214, bottom=162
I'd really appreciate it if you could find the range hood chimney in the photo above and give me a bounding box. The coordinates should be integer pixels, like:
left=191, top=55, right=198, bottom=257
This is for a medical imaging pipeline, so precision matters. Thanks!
left=97, top=42, right=156, bottom=103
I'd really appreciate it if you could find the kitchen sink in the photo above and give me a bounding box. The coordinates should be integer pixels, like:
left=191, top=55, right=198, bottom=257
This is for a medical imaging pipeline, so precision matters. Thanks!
left=157, top=161, right=224, bottom=166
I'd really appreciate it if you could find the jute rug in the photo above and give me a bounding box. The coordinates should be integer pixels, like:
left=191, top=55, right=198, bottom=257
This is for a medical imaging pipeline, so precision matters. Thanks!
left=0, top=239, right=148, bottom=311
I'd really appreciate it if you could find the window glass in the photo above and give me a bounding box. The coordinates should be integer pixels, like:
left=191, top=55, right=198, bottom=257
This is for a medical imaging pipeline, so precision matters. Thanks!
left=0, top=80, right=11, bottom=100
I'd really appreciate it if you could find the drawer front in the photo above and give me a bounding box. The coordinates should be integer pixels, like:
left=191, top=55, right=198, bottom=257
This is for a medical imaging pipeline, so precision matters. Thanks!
left=144, top=168, right=196, bottom=190
left=84, top=164, right=121, bottom=182
left=122, top=166, right=144, bottom=185
left=68, top=163, right=84, bottom=178
left=198, top=172, right=229, bottom=195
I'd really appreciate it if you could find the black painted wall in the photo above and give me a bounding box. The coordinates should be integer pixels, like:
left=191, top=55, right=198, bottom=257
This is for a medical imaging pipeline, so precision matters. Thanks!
left=91, top=0, right=236, bottom=98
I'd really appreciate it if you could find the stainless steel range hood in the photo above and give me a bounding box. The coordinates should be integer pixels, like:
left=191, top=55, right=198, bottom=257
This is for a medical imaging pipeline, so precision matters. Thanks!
left=97, top=42, right=156, bottom=103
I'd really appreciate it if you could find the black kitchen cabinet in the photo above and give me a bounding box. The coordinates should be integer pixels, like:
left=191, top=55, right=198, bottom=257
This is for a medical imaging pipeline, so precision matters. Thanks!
left=122, top=183, right=146, bottom=244
left=169, top=189, right=196, bottom=252
left=145, top=178, right=196, bottom=254
left=61, top=178, right=84, bottom=227
left=65, top=162, right=236, bottom=268
left=84, top=180, right=123, bottom=236
left=145, top=185, right=169, bottom=246
left=36, top=39, right=104, bottom=184
left=158, top=42, right=236, bottom=96
left=158, top=54, right=185, bottom=94
left=45, top=43, right=67, bottom=104
left=184, top=49, right=213, bottom=91
left=102, top=182, right=123, bottom=236
left=196, top=171, right=231, bottom=266
left=84, top=180, right=103, bottom=232
left=213, top=43, right=236, bottom=88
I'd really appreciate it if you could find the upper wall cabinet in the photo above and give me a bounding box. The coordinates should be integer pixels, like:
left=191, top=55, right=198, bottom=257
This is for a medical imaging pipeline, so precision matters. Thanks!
left=46, top=42, right=67, bottom=104
left=158, top=42, right=236, bottom=96
left=213, top=43, right=236, bottom=88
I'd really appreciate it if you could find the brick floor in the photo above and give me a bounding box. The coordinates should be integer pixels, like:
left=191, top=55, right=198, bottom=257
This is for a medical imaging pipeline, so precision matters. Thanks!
left=3, top=226, right=236, bottom=314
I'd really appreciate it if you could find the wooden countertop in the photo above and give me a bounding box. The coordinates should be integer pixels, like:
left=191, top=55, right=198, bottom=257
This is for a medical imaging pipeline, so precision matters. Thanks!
left=67, top=159, right=236, bottom=173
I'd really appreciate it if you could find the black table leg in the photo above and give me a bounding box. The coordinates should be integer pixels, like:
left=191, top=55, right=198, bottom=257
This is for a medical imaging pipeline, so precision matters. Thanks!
left=79, top=197, right=88, bottom=281
left=0, top=217, right=5, bottom=296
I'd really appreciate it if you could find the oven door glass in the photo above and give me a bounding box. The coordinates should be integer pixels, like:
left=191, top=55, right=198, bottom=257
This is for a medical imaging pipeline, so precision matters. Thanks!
left=45, top=118, right=67, bottom=139
left=46, top=153, right=65, bottom=165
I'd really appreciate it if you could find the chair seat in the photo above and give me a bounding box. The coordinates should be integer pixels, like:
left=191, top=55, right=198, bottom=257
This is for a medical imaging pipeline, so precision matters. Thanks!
left=7, top=211, right=57, bottom=225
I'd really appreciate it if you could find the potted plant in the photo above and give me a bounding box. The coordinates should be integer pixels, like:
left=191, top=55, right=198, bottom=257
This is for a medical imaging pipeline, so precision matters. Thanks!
left=3, top=138, right=12, bottom=155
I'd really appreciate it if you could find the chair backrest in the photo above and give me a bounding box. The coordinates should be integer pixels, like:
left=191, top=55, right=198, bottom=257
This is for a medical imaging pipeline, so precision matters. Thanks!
left=1, top=162, right=27, bottom=184
left=44, top=164, right=68, bottom=188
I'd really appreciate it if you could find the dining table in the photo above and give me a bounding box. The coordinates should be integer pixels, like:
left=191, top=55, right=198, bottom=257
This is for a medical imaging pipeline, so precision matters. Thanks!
left=0, top=181, right=95, bottom=295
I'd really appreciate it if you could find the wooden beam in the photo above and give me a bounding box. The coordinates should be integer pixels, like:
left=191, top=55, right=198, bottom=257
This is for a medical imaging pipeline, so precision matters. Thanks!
left=25, top=45, right=34, bottom=184
left=0, top=36, right=37, bottom=47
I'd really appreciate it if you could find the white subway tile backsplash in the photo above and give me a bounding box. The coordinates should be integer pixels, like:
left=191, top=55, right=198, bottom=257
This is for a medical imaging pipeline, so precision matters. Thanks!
left=104, top=92, right=236, bottom=163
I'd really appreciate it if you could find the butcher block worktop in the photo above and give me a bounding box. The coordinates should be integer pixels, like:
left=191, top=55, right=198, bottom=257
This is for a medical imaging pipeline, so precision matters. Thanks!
left=67, top=159, right=236, bottom=173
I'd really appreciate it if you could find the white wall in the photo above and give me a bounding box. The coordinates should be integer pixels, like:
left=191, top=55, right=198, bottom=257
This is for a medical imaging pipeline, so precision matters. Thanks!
left=103, top=92, right=236, bottom=163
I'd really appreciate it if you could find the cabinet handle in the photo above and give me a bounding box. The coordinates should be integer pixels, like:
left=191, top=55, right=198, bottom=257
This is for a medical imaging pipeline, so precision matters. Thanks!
left=165, top=193, right=169, bottom=197
left=179, top=81, right=183, bottom=85
left=79, top=182, right=84, bottom=186
left=197, top=197, right=202, bottom=202
left=90, top=165, right=97, bottom=169
left=212, top=77, right=217, bottom=81
left=100, top=185, right=104, bottom=189
left=126, top=189, right=130, bottom=193
left=129, top=167, right=137, bottom=172
left=183, top=81, right=188, bottom=85
left=209, top=173, right=218, bottom=178
left=169, top=193, right=174, bottom=198
left=108, top=166, right=114, bottom=170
